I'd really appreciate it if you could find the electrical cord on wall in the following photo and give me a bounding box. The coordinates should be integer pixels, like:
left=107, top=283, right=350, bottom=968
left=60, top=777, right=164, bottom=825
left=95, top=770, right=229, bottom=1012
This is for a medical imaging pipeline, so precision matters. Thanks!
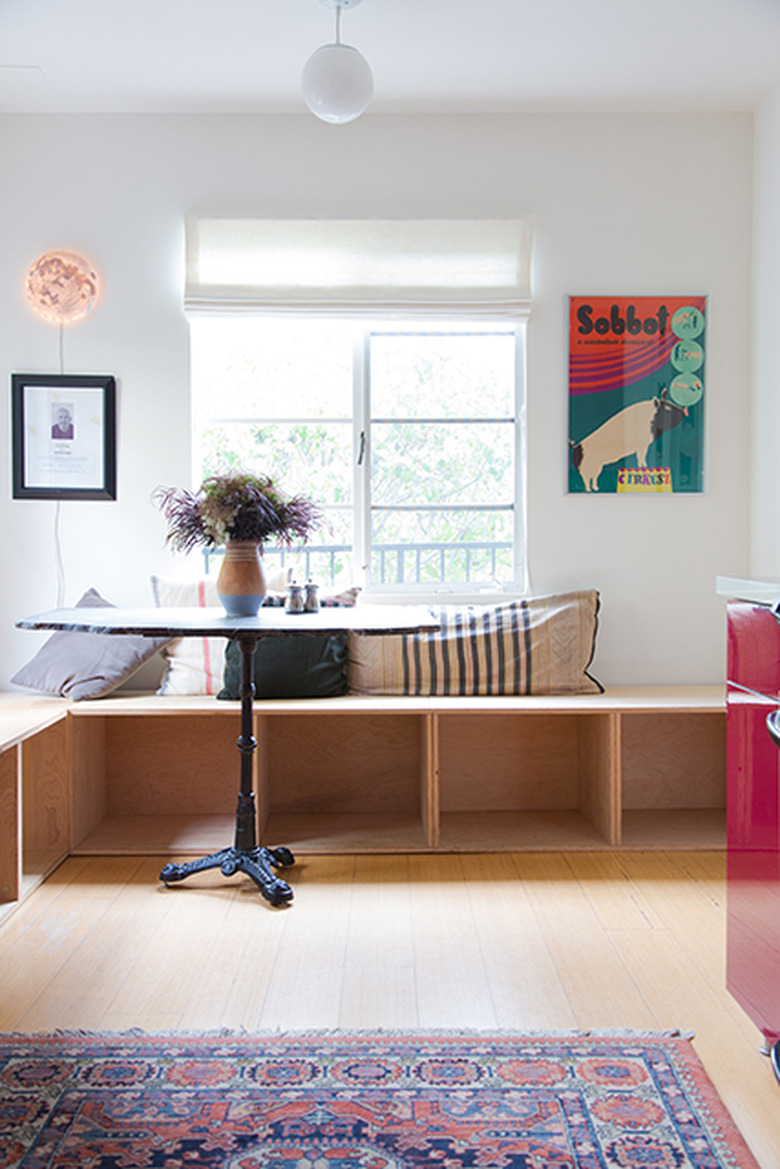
left=54, top=500, right=65, bottom=607
left=25, top=249, right=102, bottom=611
left=54, top=323, right=66, bottom=607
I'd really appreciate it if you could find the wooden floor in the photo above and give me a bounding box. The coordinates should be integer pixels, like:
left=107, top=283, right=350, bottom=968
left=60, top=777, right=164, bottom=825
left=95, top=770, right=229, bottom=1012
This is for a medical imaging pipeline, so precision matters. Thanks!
left=1, top=849, right=778, bottom=1167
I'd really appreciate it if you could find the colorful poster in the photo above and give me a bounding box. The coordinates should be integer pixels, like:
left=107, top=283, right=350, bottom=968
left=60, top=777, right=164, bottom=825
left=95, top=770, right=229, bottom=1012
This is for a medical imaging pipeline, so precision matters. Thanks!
left=568, top=296, right=706, bottom=494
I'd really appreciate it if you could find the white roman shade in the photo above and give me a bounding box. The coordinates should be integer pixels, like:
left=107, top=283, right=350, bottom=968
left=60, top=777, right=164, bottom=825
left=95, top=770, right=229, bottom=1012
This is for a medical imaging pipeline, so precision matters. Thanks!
left=185, top=217, right=533, bottom=319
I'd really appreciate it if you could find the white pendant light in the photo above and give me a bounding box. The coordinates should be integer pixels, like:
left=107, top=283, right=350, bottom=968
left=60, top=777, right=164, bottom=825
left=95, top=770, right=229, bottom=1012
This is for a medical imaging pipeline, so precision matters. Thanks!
left=302, top=0, right=373, bottom=124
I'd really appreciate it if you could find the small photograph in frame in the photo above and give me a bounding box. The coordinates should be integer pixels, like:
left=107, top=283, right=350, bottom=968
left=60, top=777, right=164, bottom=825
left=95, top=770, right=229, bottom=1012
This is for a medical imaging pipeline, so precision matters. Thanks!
left=12, top=373, right=117, bottom=500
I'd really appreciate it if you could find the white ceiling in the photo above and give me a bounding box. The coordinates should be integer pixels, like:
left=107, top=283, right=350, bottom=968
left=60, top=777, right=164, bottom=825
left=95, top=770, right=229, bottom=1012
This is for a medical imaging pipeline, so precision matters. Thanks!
left=1, top=0, right=779, bottom=116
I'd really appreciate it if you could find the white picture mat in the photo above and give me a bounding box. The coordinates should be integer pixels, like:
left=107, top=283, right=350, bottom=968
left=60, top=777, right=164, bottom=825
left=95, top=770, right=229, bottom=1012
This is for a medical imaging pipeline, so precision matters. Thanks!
left=22, top=383, right=105, bottom=490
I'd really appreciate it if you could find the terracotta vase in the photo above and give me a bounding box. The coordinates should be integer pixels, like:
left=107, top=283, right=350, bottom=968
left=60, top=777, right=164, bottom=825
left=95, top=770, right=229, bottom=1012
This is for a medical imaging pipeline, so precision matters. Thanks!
left=217, top=541, right=267, bottom=616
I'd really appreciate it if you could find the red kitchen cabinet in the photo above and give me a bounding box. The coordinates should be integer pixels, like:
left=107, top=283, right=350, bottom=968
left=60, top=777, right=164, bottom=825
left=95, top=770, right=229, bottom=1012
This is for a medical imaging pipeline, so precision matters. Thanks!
left=727, top=599, right=780, bottom=1074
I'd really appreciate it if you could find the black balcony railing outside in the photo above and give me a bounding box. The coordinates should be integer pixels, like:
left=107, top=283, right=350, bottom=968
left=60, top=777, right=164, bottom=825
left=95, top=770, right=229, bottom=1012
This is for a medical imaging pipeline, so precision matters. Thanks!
left=204, top=541, right=512, bottom=587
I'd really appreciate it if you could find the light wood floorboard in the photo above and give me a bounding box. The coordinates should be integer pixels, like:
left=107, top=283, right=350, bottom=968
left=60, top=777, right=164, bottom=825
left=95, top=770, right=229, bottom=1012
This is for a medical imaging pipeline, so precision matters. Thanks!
left=1, top=850, right=778, bottom=1167
left=339, top=854, right=417, bottom=1030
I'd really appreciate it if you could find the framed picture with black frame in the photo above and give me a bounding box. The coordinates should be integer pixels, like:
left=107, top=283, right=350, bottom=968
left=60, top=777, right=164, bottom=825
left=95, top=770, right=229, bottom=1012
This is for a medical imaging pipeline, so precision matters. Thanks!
left=12, top=373, right=117, bottom=500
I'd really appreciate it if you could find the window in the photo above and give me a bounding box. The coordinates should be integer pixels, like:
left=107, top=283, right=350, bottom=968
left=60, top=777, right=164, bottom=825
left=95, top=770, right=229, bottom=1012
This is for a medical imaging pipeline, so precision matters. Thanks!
left=186, top=216, right=532, bottom=596
left=191, top=316, right=525, bottom=595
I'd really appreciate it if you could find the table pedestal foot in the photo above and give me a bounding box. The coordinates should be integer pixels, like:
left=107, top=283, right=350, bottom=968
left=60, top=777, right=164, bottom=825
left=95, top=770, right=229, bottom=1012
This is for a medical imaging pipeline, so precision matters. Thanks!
left=160, top=846, right=295, bottom=907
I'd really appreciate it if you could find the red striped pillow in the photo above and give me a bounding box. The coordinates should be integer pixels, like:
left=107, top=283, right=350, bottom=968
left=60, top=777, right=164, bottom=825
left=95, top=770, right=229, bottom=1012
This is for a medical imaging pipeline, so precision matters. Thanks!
left=151, top=575, right=224, bottom=695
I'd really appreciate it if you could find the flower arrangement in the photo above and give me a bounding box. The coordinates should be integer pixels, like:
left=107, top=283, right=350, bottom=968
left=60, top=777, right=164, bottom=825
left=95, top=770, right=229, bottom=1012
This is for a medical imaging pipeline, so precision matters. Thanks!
left=154, top=472, right=322, bottom=552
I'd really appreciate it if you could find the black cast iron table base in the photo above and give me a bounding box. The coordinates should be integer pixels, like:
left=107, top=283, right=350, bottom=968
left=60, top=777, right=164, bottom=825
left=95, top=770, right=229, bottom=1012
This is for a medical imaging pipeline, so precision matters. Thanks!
left=159, top=634, right=296, bottom=907
left=160, top=843, right=295, bottom=907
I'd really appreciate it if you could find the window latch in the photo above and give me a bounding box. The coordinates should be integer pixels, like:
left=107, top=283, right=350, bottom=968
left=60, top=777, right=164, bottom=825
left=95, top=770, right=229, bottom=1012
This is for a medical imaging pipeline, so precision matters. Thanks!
left=357, top=430, right=366, bottom=466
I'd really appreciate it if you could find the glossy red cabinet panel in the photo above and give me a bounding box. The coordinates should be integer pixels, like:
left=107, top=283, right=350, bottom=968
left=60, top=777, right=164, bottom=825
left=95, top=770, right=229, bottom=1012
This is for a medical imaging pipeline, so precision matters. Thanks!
left=727, top=601, right=780, bottom=1045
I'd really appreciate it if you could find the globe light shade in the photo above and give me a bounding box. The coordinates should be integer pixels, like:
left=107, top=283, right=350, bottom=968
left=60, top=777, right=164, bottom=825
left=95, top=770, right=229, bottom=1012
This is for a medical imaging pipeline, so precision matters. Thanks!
left=301, top=42, right=373, bottom=124
left=25, top=250, right=101, bottom=326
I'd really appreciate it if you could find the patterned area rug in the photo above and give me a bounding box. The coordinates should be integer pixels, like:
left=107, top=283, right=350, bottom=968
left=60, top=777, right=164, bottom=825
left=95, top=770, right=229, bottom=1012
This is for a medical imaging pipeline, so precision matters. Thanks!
left=0, top=1029, right=759, bottom=1168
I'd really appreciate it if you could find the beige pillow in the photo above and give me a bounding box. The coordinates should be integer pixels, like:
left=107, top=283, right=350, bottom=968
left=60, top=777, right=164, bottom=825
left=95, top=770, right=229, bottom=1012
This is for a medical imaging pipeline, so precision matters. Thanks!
left=347, top=592, right=602, bottom=697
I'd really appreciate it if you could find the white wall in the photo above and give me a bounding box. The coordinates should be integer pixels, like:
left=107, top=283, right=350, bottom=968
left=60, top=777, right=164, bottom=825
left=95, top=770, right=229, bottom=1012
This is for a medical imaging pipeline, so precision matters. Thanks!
left=0, top=111, right=752, bottom=687
left=751, top=86, right=780, bottom=579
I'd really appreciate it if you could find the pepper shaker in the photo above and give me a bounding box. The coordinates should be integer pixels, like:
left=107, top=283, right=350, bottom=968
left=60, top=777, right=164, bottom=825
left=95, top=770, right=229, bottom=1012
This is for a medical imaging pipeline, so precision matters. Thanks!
left=304, top=581, right=320, bottom=613
left=285, top=582, right=305, bottom=613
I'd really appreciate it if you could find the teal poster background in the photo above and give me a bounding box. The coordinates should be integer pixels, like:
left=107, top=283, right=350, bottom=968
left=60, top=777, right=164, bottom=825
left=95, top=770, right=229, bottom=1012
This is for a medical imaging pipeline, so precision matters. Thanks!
left=568, top=296, right=706, bottom=494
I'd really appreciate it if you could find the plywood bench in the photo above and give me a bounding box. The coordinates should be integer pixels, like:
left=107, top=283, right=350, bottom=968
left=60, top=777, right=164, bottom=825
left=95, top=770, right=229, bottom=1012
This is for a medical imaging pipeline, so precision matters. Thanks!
left=0, top=685, right=727, bottom=919
left=0, top=694, right=70, bottom=915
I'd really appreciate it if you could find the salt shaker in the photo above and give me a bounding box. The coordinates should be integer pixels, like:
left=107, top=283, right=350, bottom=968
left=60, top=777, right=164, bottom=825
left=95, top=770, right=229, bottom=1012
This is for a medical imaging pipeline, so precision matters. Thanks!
left=304, top=582, right=320, bottom=613
left=285, top=582, right=305, bottom=614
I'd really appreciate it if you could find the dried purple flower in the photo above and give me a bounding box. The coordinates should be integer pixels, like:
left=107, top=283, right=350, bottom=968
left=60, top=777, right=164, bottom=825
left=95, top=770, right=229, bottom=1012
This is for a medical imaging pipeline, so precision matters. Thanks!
left=154, top=473, right=322, bottom=552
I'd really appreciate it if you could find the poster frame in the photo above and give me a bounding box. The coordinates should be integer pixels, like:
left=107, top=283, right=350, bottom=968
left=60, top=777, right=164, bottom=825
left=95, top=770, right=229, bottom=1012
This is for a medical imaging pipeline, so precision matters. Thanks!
left=567, top=296, right=706, bottom=495
left=12, top=372, right=117, bottom=501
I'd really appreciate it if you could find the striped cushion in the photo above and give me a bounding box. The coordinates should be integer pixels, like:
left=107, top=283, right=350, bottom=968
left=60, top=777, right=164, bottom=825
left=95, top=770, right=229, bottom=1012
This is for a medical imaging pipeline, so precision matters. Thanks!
left=347, top=592, right=602, bottom=696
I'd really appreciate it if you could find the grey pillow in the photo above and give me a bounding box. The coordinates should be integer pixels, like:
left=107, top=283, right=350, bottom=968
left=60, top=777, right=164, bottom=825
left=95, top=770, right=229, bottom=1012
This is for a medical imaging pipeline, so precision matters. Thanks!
left=11, top=588, right=171, bottom=700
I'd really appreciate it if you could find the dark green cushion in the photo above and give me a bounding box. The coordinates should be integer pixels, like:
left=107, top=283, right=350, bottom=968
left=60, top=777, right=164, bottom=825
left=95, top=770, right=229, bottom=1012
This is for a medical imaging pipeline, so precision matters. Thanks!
left=218, top=634, right=348, bottom=700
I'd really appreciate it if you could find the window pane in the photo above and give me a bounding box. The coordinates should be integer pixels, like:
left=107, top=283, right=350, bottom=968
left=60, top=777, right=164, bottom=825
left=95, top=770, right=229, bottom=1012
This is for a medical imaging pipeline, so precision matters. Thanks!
left=192, top=317, right=353, bottom=420
left=370, top=331, right=514, bottom=418
left=371, top=422, right=514, bottom=507
left=199, top=421, right=352, bottom=506
left=370, top=508, right=514, bottom=586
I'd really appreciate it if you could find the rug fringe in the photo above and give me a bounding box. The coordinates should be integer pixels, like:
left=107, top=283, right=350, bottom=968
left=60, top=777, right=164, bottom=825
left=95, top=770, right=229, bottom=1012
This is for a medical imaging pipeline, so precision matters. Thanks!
left=0, top=1026, right=696, bottom=1041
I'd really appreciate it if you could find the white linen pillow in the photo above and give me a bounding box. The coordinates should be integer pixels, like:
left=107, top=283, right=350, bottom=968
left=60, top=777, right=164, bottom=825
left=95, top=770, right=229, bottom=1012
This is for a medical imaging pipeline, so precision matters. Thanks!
left=151, top=575, right=225, bottom=695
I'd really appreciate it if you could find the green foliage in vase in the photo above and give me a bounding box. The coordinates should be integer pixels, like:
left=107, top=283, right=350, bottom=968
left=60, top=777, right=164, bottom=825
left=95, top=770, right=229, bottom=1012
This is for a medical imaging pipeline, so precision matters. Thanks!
left=154, top=473, right=322, bottom=552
